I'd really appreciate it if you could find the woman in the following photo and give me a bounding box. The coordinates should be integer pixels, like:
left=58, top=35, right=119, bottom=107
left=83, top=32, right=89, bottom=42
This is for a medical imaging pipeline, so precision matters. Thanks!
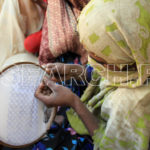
left=35, top=0, right=150, bottom=150
left=0, top=0, right=44, bottom=70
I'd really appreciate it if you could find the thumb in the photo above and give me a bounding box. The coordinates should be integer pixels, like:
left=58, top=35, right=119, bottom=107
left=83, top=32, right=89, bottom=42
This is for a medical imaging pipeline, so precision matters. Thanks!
left=43, top=76, right=57, bottom=91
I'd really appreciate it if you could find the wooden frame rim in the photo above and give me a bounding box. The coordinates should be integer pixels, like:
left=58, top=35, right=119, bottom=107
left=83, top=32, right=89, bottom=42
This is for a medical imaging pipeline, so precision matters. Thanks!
left=0, top=62, right=57, bottom=148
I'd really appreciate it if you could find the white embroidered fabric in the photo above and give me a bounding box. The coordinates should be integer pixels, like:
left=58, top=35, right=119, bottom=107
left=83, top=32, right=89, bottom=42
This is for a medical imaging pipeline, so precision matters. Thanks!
left=0, top=64, right=52, bottom=146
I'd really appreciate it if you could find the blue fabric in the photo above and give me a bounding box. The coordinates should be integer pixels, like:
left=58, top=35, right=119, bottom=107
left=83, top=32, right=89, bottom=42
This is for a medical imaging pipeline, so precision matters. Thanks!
left=33, top=142, right=46, bottom=150
left=86, top=65, right=93, bottom=82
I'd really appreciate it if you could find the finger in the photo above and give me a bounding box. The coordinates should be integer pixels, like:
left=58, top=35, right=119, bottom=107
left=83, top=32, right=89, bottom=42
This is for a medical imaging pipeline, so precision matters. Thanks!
left=41, top=64, right=47, bottom=69
left=50, top=77, right=59, bottom=82
left=35, top=92, right=53, bottom=106
left=50, top=74, right=68, bottom=81
left=45, top=63, right=61, bottom=75
left=35, top=86, right=56, bottom=107
left=46, top=63, right=65, bottom=75
left=46, top=63, right=64, bottom=68
left=63, top=75, right=72, bottom=81
left=35, top=82, right=45, bottom=94
left=46, top=63, right=56, bottom=68
left=45, top=66, right=58, bottom=74
left=35, top=90, right=46, bottom=100
left=35, top=83, right=45, bottom=97
left=43, top=76, right=57, bottom=90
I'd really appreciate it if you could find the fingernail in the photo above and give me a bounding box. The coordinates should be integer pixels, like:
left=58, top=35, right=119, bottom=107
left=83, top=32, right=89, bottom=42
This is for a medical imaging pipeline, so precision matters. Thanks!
left=42, top=64, right=46, bottom=69
left=46, top=68, right=50, bottom=73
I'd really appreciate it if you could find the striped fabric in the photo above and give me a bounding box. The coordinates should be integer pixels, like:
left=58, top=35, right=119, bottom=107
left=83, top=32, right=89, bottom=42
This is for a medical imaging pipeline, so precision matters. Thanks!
left=39, top=0, right=89, bottom=65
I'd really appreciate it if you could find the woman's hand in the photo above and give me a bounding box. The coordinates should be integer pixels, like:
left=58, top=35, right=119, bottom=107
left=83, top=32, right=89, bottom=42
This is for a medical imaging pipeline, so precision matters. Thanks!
left=35, top=76, right=79, bottom=108
left=44, top=63, right=85, bottom=82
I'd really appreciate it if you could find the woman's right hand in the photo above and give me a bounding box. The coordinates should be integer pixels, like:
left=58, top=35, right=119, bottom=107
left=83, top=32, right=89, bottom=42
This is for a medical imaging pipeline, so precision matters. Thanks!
left=35, top=76, right=99, bottom=136
left=44, top=63, right=85, bottom=82
left=35, top=76, right=79, bottom=108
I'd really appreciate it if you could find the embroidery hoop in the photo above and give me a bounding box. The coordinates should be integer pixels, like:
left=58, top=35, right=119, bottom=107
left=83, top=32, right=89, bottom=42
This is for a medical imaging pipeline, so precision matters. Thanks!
left=0, top=54, right=56, bottom=148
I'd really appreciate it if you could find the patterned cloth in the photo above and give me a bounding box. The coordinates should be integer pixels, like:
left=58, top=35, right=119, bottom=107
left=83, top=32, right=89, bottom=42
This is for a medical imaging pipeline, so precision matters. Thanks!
left=78, top=0, right=150, bottom=88
left=0, top=0, right=44, bottom=70
left=39, top=0, right=88, bottom=65
left=67, top=0, right=150, bottom=150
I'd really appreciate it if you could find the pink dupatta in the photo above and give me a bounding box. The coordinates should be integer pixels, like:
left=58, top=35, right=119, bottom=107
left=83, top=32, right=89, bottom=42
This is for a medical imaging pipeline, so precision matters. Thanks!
left=39, top=0, right=89, bottom=65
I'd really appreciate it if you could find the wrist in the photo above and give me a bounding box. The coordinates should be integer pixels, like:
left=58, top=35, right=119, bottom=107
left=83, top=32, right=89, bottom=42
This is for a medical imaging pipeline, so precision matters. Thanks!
left=71, top=95, right=82, bottom=112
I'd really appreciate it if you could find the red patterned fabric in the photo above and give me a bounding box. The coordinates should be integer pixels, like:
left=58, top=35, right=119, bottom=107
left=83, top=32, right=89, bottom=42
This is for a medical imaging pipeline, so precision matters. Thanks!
left=39, top=17, right=54, bottom=64
left=39, top=0, right=89, bottom=65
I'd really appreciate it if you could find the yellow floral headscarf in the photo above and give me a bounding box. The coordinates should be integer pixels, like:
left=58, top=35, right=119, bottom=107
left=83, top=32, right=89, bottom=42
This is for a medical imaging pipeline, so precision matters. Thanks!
left=78, top=0, right=150, bottom=88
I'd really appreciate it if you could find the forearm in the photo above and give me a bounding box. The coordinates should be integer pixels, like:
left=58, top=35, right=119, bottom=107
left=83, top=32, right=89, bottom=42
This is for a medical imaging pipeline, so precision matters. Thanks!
left=72, top=96, right=99, bottom=136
